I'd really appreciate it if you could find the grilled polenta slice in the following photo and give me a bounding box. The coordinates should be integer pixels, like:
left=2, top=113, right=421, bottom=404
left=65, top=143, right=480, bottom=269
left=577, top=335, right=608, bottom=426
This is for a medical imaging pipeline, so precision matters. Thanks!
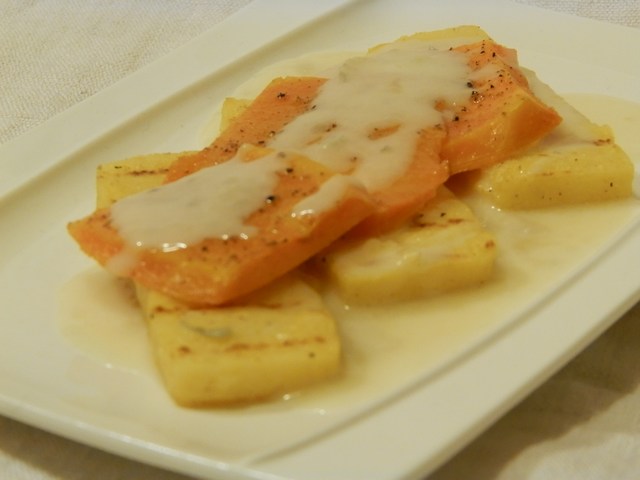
left=95, top=153, right=341, bottom=406
left=466, top=71, right=634, bottom=209
left=219, top=97, right=251, bottom=132
left=96, top=152, right=194, bottom=208
left=136, top=275, right=340, bottom=407
left=315, top=186, right=496, bottom=304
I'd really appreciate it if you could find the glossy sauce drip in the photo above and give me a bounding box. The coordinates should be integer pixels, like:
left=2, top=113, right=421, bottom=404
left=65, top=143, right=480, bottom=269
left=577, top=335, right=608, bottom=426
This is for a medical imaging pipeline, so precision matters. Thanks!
left=291, top=174, right=357, bottom=218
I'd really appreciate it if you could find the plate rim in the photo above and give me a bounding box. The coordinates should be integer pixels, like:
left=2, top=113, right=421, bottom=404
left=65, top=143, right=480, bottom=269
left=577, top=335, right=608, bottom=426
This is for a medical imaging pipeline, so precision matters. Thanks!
left=1, top=1, right=639, bottom=479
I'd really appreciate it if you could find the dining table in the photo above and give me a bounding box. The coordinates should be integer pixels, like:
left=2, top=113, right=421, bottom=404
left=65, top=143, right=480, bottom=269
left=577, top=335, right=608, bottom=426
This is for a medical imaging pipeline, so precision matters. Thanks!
left=1, top=1, right=639, bottom=479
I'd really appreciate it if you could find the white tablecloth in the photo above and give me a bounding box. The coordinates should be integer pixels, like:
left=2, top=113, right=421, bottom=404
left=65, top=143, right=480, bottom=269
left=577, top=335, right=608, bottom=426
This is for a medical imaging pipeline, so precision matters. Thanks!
left=1, top=1, right=639, bottom=479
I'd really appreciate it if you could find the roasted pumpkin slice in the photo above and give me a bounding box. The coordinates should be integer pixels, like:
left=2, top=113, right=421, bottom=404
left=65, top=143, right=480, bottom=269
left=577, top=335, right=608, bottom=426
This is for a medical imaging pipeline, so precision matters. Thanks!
left=442, top=40, right=562, bottom=173
left=165, top=77, right=326, bottom=182
left=68, top=145, right=374, bottom=305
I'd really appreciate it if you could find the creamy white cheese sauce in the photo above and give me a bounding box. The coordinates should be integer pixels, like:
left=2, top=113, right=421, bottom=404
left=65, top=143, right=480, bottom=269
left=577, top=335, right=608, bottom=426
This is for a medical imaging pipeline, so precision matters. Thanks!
left=110, top=148, right=286, bottom=250
left=269, top=43, right=474, bottom=191
left=57, top=269, right=154, bottom=373
left=58, top=47, right=640, bottom=412
left=110, top=40, right=486, bottom=250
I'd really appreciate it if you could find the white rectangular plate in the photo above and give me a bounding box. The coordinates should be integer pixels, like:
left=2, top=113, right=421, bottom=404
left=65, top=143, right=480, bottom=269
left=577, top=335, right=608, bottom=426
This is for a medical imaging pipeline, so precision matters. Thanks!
left=1, top=1, right=639, bottom=479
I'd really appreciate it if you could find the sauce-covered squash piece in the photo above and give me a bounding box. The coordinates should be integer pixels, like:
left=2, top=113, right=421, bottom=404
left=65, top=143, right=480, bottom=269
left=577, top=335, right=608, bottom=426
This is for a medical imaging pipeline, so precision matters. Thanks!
left=165, top=77, right=326, bottom=182
left=442, top=40, right=562, bottom=173
left=68, top=145, right=374, bottom=305
left=167, top=32, right=560, bottom=238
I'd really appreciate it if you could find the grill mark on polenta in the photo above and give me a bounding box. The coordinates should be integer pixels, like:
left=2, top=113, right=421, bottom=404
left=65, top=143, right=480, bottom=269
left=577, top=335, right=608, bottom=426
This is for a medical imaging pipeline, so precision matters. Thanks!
left=224, top=336, right=327, bottom=352
left=130, top=168, right=169, bottom=176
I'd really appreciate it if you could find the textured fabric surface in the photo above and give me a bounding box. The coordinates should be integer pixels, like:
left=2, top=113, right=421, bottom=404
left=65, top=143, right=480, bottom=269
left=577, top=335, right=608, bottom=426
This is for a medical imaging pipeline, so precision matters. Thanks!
left=0, top=0, right=251, bottom=144
left=514, top=0, right=640, bottom=27
left=1, top=1, right=639, bottom=480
